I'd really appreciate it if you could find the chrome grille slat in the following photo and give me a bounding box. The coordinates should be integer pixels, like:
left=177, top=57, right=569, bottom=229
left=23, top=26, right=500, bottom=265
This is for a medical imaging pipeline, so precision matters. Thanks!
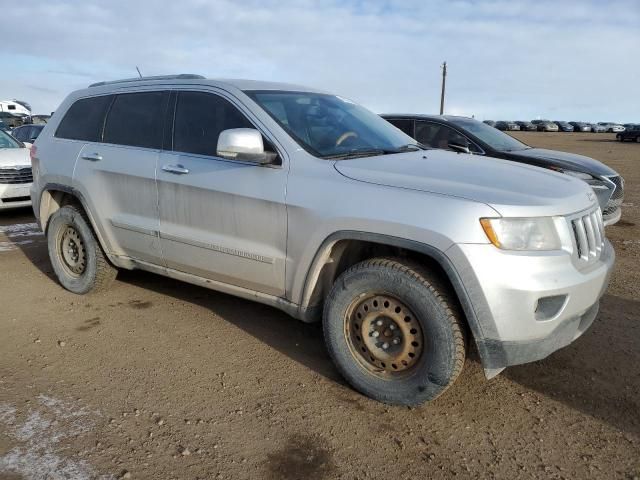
left=570, top=207, right=605, bottom=267
left=590, top=211, right=602, bottom=251
left=0, top=167, right=33, bottom=184
left=583, top=214, right=596, bottom=255
left=573, top=218, right=588, bottom=260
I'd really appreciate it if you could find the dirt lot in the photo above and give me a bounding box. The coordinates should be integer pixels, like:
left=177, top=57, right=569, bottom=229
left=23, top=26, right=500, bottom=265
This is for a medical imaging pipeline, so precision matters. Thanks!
left=0, top=132, right=638, bottom=480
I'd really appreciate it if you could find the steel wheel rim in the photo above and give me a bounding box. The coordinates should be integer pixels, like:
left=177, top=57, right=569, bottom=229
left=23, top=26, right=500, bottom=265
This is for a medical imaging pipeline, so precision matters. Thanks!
left=58, top=225, right=86, bottom=277
left=345, top=293, right=424, bottom=377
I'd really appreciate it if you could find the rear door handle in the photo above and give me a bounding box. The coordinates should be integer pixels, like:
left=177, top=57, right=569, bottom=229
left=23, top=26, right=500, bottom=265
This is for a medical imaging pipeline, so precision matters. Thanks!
left=162, top=164, right=190, bottom=175
left=81, top=153, right=102, bottom=161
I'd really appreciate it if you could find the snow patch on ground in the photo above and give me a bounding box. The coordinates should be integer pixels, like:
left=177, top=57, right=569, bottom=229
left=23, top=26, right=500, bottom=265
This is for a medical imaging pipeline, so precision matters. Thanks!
left=0, top=222, right=43, bottom=252
left=0, top=395, right=113, bottom=480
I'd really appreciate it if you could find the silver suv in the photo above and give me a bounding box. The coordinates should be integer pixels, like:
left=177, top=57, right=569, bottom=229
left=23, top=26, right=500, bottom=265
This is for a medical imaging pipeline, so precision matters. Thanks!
left=30, top=75, right=615, bottom=405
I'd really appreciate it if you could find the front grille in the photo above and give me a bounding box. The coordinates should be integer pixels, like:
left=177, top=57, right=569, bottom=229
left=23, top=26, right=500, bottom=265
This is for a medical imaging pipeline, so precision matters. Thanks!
left=603, top=175, right=624, bottom=217
left=2, top=196, right=30, bottom=203
left=570, top=208, right=604, bottom=266
left=0, top=167, right=33, bottom=184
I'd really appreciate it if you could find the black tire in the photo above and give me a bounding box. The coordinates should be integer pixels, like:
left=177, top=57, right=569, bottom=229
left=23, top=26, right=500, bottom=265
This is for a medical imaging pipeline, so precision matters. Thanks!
left=323, top=258, right=466, bottom=406
left=47, top=205, right=117, bottom=294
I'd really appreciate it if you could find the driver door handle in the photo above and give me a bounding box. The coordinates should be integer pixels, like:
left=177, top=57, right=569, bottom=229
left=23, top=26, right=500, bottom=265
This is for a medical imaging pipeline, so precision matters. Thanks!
left=162, top=164, right=190, bottom=175
left=81, top=153, right=102, bottom=162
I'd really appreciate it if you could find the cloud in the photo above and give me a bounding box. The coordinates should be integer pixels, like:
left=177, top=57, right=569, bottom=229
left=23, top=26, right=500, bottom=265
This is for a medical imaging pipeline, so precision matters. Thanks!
left=1, top=0, right=638, bottom=121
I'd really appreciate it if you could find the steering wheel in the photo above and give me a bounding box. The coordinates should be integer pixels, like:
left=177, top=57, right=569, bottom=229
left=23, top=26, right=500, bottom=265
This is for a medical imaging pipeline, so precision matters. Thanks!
left=336, top=131, right=358, bottom=146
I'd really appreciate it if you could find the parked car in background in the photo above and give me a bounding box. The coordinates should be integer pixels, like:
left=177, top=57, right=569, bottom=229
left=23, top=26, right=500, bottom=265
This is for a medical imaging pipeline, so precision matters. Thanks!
left=30, top=115, right=51, bottom=125
left=554, top=121, right=574, bottom=132
left=623, top=123, right=637, bottom=131
left=0, top=120, right=9, bottom=132
left=569, top=122, right=592, bottom=132
left=0, top=112, right=24, bottom=129
left=382, top=114, right=624, bottom=225
left=616, top=125, right=640, bottom=142
left=590, top=123, right=607, bottom=133
left=531, top=120, right=559, bottom=132
left=515, top=121, right=537, bottom=131
left=11, top=124, right=45, bottom=144
left=482, top=120, right=496, bottom=127
left=598, top=122, right=625, bottom=133
left=0, top=128, right=33, bottom=210
left=30, top=75, right=615, bottom=406
left=495, top=121, right=520, bottom=131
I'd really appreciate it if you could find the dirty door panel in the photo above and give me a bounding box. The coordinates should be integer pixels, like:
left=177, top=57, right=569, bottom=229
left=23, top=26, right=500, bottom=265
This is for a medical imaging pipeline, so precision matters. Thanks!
left=157, top=90, right=287, bottom=296
left=73, top=91, right=168, bottom=263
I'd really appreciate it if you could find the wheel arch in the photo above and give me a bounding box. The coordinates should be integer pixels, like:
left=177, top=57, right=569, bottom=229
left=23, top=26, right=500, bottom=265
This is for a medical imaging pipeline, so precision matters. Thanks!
left=297, top=231, right=486, bottom=352
left=38, top=183, right=112, bottom=260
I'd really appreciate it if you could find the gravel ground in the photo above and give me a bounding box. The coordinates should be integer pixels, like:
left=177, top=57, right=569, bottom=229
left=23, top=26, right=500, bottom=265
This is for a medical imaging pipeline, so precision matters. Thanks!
left=0, top=132, right=638, bottom=480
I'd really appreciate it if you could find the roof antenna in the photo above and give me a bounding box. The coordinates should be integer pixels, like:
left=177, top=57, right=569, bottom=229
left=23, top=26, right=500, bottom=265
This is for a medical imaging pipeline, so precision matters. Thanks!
left=136, top=66, right=143, bottom=78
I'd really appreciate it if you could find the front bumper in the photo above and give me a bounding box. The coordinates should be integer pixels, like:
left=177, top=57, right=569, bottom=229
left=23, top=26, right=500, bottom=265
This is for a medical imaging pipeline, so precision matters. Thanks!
left=446, top=239, right=614, bottom=372
left=0, top=182, right=32, bottom=210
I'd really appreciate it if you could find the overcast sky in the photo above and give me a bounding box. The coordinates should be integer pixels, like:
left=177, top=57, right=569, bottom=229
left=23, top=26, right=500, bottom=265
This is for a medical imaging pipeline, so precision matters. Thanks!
left=2, top=0, right=638, bottom=122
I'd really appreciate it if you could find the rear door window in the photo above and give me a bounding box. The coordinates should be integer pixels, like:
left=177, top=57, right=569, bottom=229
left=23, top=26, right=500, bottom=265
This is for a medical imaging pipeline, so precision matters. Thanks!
left=56, top=95, right=114, bottom=142
left=173, top=91, right=253, bottom=157
left=103, top=91, right=168, bottom=149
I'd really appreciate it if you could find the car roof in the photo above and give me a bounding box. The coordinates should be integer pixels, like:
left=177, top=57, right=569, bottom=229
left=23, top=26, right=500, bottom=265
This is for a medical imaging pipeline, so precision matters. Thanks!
left=84, top=74, right=326, bottom=95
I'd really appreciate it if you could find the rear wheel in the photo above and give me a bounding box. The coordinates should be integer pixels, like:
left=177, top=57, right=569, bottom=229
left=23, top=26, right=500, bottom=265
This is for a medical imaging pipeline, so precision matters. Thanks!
left=47, top=205, right=117, bottom=294
left=323, top=258, right=466, bottom=405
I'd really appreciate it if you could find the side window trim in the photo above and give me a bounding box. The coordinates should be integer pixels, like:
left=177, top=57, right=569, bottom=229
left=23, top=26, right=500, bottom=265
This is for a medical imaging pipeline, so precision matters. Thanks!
left=99, top=95, right=117, bottom=143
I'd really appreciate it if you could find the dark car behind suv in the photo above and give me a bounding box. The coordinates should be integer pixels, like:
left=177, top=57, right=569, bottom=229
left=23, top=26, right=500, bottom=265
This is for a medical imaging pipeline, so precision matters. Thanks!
left=616, top=125, right=640, bottom=142
left=383, top=114, right=624, bottom=225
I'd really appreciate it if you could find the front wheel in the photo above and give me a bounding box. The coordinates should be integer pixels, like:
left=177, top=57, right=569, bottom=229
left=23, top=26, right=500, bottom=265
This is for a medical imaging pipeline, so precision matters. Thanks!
left=47, top=205, right=117, bottom=294
left=323, top=258, right=467, bottom=406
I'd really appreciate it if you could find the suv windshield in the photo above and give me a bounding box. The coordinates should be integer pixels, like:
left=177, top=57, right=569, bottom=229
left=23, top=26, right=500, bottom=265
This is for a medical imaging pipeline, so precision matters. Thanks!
left=246, top=91, right=419, bottom=158
left=0, top=129, right=20, bottom=149
left=448, top=118, right=530, bottom=152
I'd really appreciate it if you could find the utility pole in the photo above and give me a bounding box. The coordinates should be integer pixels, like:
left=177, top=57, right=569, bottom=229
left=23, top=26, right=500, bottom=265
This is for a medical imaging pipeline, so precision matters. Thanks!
left=439, top=61, right=447, bottom=115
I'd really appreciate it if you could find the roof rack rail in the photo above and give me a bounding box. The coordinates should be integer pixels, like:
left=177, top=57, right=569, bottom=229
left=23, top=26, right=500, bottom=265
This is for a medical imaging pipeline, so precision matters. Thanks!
left=89, top=74, right=205, bottom=88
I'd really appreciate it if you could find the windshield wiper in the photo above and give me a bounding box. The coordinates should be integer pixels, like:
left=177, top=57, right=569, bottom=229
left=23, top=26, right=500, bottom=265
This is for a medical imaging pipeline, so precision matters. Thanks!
left=396, top=143, right=426, bottom=151
left=323, top=148, right=393, bottom=159
left=324, top=144, right=425, bottom=160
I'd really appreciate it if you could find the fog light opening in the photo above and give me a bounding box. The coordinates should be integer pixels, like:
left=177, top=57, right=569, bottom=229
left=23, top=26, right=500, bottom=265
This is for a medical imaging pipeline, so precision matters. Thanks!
left=534, top=295, right=568, bottom=321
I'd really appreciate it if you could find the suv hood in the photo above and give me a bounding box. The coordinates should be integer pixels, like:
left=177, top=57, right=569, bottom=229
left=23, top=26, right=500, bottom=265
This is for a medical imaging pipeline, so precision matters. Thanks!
left=334, top=150, right=596, bottom=217
left=0, top=147, right=30, bottom=168
left=510, top=148, right=616, bottom=177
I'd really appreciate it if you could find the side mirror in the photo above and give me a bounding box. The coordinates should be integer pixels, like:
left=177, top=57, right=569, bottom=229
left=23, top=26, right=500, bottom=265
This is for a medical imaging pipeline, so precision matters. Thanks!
left=217, top=128, right=277, bottom=165
left=448, top=142, right=470, bottom=154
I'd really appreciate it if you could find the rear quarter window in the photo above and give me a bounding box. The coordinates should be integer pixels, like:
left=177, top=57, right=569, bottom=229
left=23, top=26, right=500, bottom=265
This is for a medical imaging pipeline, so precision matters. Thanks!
left=56, top=95, right=114, bottom=142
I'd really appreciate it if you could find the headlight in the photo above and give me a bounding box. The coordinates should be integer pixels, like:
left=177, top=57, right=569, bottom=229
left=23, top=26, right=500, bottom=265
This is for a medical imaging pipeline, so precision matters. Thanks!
left=480, top=217, right=562, bottom=251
